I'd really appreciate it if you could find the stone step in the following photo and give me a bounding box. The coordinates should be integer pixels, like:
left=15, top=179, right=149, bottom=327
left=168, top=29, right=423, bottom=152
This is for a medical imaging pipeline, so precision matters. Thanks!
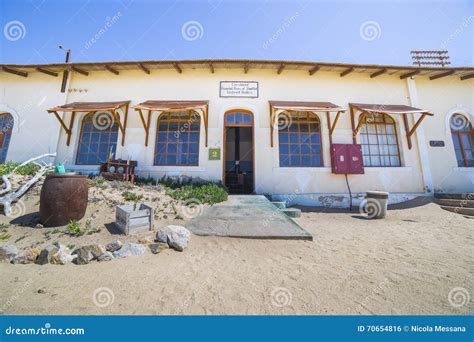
left=440, top=206, right=474, bottom=217
left=280, top=208, right=301, bottom=218
left=434, top=193, right=473, bottom=200
left=434, top=199, right=474, bottom=208
left=272, top=201, right=287, bottom=209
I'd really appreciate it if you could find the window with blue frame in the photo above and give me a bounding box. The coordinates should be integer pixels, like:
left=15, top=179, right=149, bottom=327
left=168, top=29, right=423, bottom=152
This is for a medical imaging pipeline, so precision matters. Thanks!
left=154, top=111, right=200, bottom=166
left=278, top=111, right=322, bottom=167
left=76, top=112, right=119, bottom=165
left=0, top=113, right=14, bottom=163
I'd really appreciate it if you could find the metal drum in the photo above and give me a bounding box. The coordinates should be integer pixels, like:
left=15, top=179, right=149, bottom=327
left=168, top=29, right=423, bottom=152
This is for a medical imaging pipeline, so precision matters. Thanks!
left=39, top=174, right=88, bottom=227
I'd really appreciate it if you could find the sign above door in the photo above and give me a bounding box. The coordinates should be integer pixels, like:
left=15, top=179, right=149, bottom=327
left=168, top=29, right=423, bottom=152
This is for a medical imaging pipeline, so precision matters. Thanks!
left=220, top=81, right=258, bottom=98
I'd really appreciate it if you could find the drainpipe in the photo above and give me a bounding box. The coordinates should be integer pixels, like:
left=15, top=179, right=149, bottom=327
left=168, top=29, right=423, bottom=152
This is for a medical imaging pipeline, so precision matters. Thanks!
left=405, top=77, right=434, bottom=194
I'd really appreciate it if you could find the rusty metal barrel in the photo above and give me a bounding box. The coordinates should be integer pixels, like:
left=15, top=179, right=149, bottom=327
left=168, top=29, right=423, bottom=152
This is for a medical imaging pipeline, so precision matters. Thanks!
left=40, top=174, right=88, bottom=227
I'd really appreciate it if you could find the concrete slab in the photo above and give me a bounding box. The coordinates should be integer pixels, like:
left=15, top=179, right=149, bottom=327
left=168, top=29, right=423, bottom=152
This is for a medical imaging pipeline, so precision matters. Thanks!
left=186, top=195, right=313, bottom=240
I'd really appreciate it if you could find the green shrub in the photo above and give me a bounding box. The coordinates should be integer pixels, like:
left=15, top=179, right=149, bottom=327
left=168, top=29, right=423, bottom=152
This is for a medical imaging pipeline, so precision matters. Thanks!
left=158, top=175, right=192, bottom=189
left=94, top=176, right=106, bottom=187
left=67, top=220, right=85, bottom=237
left=0, top=232, right=11, bottom=241
left=166, top=183, right=228, bottom=205
left=0, top=162, right=40, bottom=176
left=122, top=192, right=144, bottom=202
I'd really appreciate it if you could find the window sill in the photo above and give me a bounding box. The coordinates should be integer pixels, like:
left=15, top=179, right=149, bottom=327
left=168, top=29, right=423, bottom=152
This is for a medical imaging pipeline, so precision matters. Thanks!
left=137, top=165, right=206, bottom=172
left=364, top=167, right=413, bottom=172
left=452, top=167, right=474, bottom=172
left=273, top=167, right=332, bottom=172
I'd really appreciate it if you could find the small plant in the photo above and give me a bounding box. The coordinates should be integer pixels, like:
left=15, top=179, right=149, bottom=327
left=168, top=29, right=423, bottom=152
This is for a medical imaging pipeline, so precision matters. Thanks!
left=94, top=176, right=106, bottom=187
left=0, top=223, right=10, bottom=231
left=14, top=235, right=26, bottom=243
left=0, top=232, right=11, bottom=241
left=66, top=244, right=76, bottom=250
left=123, top=192, right=144, bottom=202
left=67, top=220, right=86, bottom=237
left=123, top=192, right=144, bottom=210
left=51, top=228, right=61, bottom=234
left=0, top=162, right=40, bottom=176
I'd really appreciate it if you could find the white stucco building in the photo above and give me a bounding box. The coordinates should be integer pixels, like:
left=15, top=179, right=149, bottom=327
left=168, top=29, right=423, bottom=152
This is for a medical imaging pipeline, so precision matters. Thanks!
left=0, top=59, right=472, bottom=206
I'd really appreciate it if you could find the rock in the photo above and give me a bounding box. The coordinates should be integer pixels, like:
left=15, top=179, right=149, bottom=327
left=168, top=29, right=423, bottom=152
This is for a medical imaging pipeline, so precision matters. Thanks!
left=12, top=248, right=41, bottom=264
left=37, top=288, right=46, bottom=294
left=105, top=240, right=123, bottom=252
left=35, top=245, right=59, bottom=265
left=50, top=243, right=74, bottom=265
left=113, top=243, right=146, bottom=258
left=97, top=251, right=114, bottom=262
left=73, top=244, right=105, bottom=265
left=155, top=225, right=191, bottom=252
left=149, top=242, right=168, bottom=254
left=35, top=223, right=44, bottom=228
left=0, top=245, right=18, bottom=262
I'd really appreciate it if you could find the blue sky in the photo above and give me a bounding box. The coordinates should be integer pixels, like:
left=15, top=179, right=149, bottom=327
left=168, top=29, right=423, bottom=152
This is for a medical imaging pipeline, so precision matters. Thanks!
left=0, top=0, right=472, bottom=66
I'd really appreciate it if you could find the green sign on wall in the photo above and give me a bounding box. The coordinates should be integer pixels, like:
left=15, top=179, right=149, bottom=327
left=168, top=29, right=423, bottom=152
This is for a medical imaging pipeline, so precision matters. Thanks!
left=209, top=148, right=221, bottom=160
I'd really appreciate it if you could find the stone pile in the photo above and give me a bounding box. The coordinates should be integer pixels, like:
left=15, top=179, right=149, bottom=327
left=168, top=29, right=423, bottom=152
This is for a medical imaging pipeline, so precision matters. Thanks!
left=0, top=225, right=191, bottom=266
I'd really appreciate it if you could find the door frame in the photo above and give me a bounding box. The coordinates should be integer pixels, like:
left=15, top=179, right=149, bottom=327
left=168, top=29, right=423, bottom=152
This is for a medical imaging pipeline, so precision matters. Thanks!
left=222, top=109, right=255, bottom=193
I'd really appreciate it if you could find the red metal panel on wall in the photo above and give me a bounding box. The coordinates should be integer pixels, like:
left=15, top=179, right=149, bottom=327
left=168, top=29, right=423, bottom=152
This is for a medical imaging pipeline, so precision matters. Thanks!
left=331, top=144, right=364, bottom=174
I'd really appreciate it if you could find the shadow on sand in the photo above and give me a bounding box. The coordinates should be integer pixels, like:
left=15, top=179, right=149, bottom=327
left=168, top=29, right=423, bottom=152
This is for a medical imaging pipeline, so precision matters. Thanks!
left=293, top=196, right=434, bottom=216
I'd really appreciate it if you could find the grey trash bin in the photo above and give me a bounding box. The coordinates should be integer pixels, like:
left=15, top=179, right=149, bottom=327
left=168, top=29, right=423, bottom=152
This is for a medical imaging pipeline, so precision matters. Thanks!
left=365, top=191, right=389, bottom=219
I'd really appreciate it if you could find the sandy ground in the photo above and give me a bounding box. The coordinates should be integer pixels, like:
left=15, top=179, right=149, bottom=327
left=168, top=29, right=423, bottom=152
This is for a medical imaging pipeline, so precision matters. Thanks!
left=0, top=178, right=472, bottom=315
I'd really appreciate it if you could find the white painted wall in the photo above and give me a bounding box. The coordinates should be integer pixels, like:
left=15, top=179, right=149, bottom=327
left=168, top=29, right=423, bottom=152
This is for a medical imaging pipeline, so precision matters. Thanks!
left=0, top=66, right=472, bottom=200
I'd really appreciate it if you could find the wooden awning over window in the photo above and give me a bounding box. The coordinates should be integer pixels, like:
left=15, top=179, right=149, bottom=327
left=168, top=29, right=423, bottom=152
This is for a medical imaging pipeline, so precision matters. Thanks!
left=269, top=101, right=345, bottom=147
left=349, top=102, right=433, bottom=150
left=47, top=101, right=130, bottom=146
left=134, top=100, right=209, bottom=147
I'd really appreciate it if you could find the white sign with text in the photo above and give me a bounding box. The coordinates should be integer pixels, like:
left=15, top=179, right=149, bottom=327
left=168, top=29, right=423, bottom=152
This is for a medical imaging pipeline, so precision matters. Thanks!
left=219, top=81, right=259, bottom=98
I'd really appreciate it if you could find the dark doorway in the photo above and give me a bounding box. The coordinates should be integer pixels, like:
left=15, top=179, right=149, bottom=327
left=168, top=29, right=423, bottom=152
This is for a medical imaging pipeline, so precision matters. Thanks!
left=223, top=111, right=254, bottom=194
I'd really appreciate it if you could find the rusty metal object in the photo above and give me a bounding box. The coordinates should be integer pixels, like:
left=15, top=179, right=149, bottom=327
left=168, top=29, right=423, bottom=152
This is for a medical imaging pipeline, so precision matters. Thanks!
left=40, top=174, right=88, bottom=227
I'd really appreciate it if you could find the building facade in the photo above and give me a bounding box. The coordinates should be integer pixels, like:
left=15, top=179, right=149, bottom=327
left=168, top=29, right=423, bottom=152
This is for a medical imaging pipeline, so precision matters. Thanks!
left=0, top=60, right=472, bottom=206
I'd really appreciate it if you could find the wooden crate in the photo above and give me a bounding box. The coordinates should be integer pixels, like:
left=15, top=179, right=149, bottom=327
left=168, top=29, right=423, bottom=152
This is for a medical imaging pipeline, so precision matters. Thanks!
left=115, top=203, right=154, bottom=235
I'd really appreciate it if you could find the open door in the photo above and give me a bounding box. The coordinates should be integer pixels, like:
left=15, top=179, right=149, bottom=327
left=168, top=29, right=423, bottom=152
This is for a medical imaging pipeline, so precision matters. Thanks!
left=223, top=110, right=254, bottom=194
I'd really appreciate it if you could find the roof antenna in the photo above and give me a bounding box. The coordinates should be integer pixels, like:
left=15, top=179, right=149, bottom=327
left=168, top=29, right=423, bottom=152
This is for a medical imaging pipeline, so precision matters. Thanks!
left=59, top=45, right=71, bottom=93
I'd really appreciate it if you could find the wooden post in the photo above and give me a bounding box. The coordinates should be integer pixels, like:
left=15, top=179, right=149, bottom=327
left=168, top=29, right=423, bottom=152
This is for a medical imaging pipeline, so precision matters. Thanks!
left=121, top=104, right=129, bottom=146
left=402, top=113, right=412, bottom=150
left=350, top=106, right=356, bottom=144
left=66, top=112, right=75, bottom=146
left=326, top=112, right=333, bottom=147
left=146, top=110, right=152, bottom=147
